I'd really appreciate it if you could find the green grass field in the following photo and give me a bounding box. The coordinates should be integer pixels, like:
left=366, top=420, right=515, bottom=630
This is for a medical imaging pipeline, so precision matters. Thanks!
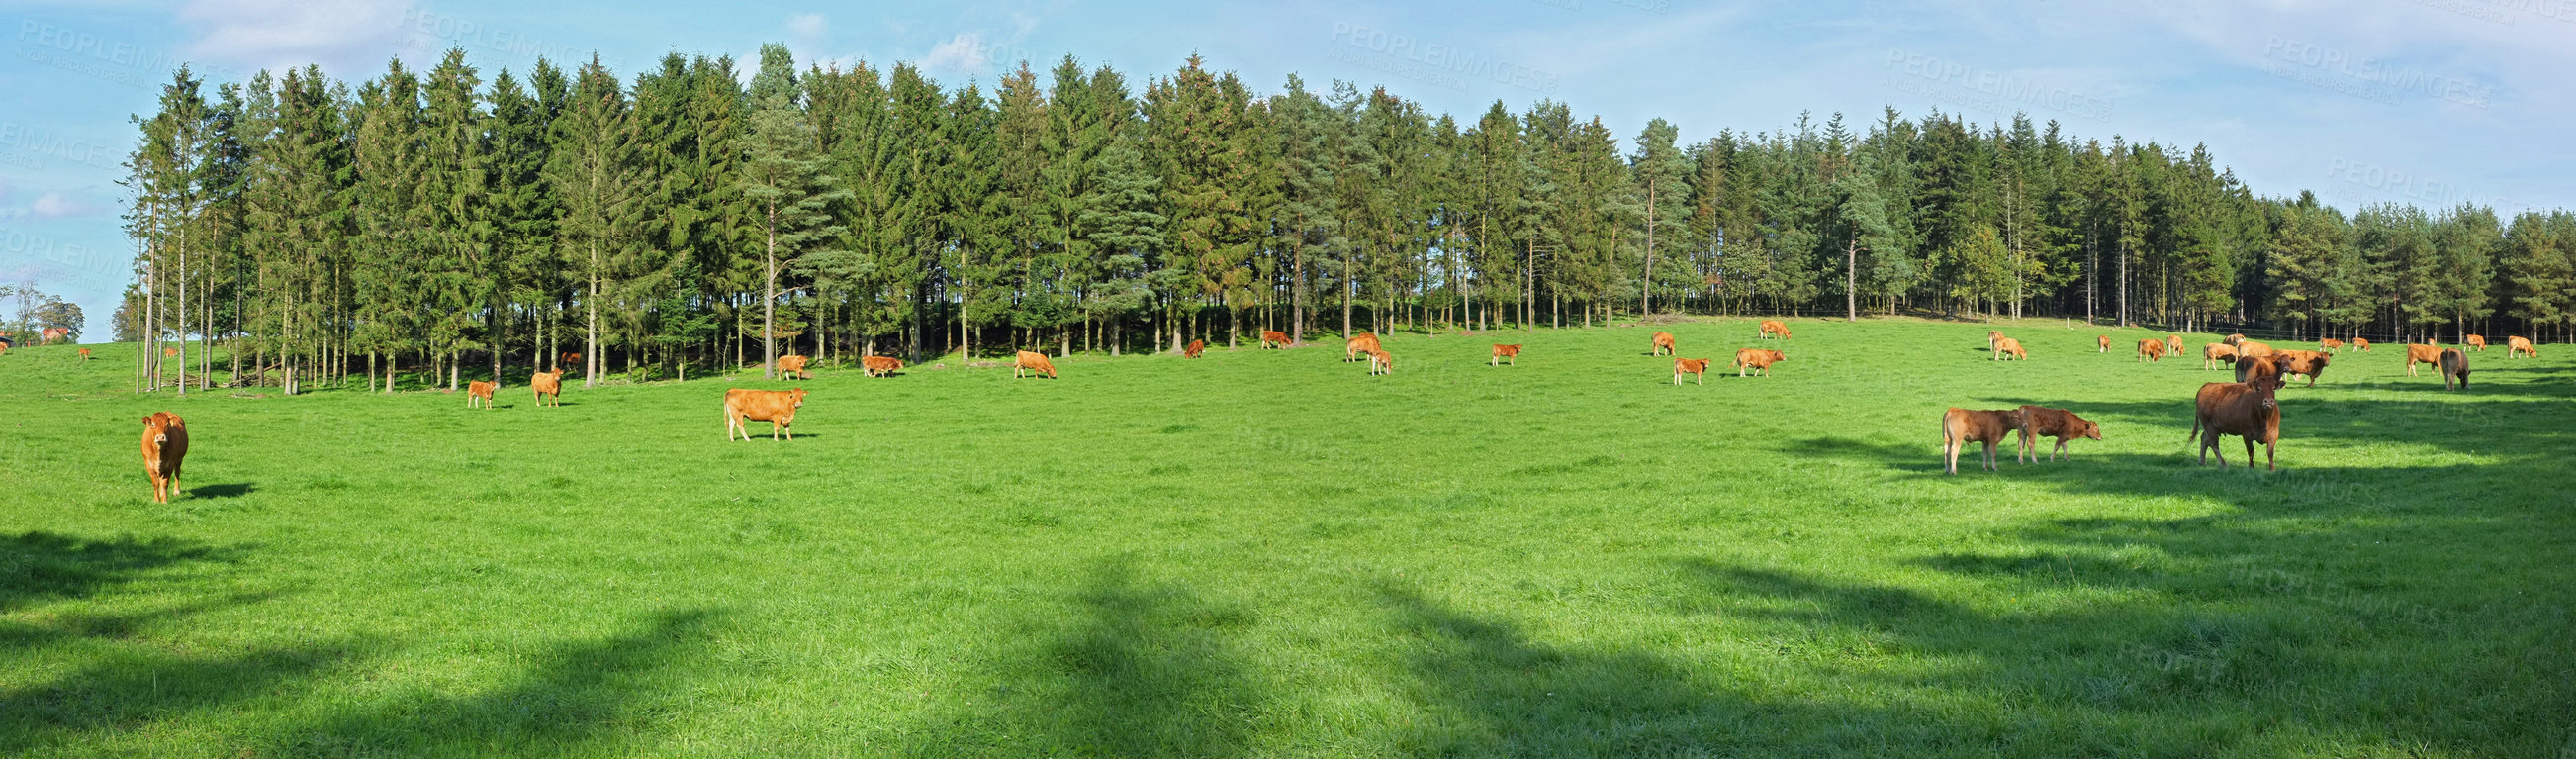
left=3, top=319, right=2571, bottom=758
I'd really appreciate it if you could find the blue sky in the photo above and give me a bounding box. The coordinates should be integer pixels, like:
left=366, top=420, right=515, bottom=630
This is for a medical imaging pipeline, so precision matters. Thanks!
left=3, top=0, right=2568, bottom=338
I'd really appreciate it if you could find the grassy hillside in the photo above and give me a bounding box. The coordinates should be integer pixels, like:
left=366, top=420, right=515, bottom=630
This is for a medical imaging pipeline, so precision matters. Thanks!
left=2, top=320, right=2569, bottom=757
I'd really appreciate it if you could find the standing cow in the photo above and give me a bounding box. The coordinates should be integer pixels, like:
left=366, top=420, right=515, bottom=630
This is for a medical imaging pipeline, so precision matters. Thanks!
left=2439, top=348, right=2470, bottom=390
left=1993, top=337, right=2028, bottom=361
left=2097, top=335, right=2111, bottom=353
left=2464, top=334, right=2487, bottom=351
left=2018, top=406, right=2102, bottom=463
left=530, top=370, right=564, bottom=407
left=78, top=348, right=92, bottom=360
left=1942, top=408, right=2025, bottom=475
left=1758, top=320, right=1792, bottom=339
left=1366, top=347, right=1395, bottom=376
left=2320, top=338, right=2345, bottom=352
left=1491, top=344, right=1521, bottom=366
left=1014, top=350, right=1058, bottom=379
left=1734, top=348, right=1784, bottom=377
left=2404, top=344, right=2445, bottom=376
left=2351, top=337, right=2371, bottom=351
left=2166, top=334, right=2185, bottom=356
left=2190, top=375, right=2283, bottom=471
left=2137, top=339, right=2166, bottom=362
left=777, top=355, right=811, bottom=379
left=1651, top=332, right=1677, bottom=356
left=1673, top=357, right=1711, bottom=385
left=466, top=380, right=498, bottom=409
left=2507, top=336, right=2537, bottom=358
left=141, top=412, right=189, bottom=503
left=1260, top=330, right=1291, bottom=349
left=861, top=355, right=905, bottom=377
left=1345, top=333, right=1382, bottom=362
left=724, top=388, right=808, bottom=441
left=2202, top=343, right=2239, bottom=371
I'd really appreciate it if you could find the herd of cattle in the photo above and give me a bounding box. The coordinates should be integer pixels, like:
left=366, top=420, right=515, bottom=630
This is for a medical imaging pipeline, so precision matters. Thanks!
left=102, top=320, right=2543, bottom=499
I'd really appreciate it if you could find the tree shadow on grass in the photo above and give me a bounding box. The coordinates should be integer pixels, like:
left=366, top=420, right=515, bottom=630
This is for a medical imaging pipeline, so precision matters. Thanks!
left=186, top=483, right=255, bottom=499
left=0, top=636, right=374, bottom=754
left=0, top=531, right=240, bottom=614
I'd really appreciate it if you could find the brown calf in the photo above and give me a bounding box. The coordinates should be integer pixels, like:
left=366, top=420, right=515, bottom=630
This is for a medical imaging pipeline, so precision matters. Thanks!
left=2440, top=348, right=2470, bottom=390
left=2351, top=337, right=2371, bottom=351
left=1994, top=337, right=2028, bottom=361
left=2097, top=334, right=2111, bottom=353
left=2167, top=334, right=2186, bottom=356
left=2507, top=336, right=2536, bottom=358
left=466, top=380, right=498, bottom=409
left=2137, top=338, right=2166, bottom=362
left=724, top=388, right=808, bottom=441
left=1942, top=407, right=2026, bottom=475
left=1734, top=348, right=1785, bottom=377
left=140, top=412, right=189, bottom=503
left=530, top=370, right=564, bottom=407
left=2202, top=343, right=2239, bottom=370
left=1260, top=330, right=1291, bottom=349
left=1673, top=357, right=1712, bottom=385
left=2464, top=334, right=2487, bottom=351
left=2270, top=349, right=2331, bottom=387
left=861, top=355, right=905, bottom=377
left=2320, top=338, right=2344, bottom=352
left=1015, top=350, right=1058, bottom=379
left=2191, top=376, right=2283, bottom=470
left=78, top=348, right=92, bottom=360
left=1366, top=347, right=1395, bottom=375
left=2404, top=344, right=2444, bottom=376
left=777, top=355, right=811, bottom=379
left=2018, top=406, right=2102, bottom=463
left=1491, top=344, right=1521, bottom=366
left=1183, top=339, right=1205, bottom=358
left=1758, top=320, right=1792, bottom=339
left=1651, top=332, right=1677, bottom=355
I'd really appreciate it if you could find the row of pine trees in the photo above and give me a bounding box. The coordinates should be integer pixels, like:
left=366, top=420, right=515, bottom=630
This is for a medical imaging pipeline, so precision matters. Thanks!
left=116, top=45, right=2576, bottom=394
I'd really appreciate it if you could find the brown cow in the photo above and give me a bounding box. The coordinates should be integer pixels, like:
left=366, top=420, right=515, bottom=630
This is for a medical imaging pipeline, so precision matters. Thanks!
left=1183, top=339, right=1205, bottom=358
left=2190, top=375, right=2283, bottom=470
left=2167, top=334, right=2185, bottom=356
left=2097, top=334, right=2111, bottom=353
left=1758, top=320, right=1792, bottom=339
left=2320, top=338, right=2345, bottom=352
left=2404, top=344, right=2444, bottom=376
left=1942, top=407, right=2025, bottom=475
left=2235, top=352, right=2285, bottom=386
left=2235, top=340, right=2274, bottom=361
left=2507, top=336, right=2536, bottom=358
left=2224, top=333, right=2247, bottom=346
left=2351, top=337, right=2371, bottom=351
left=861, top=355, right=904, bottom=377
left=2137, top=339, right=2166, bottom=362
left=724, top=388, right=808, bottom=441
left=777, top=355, right=811, bottom=379
left=2018, top=406, right=2102, bottom=463
left=1345, top=332, right=1382, bottom=362
left=1734, top=348, right=1785, bottom=377
left=164, top=347, right=179, bottom=358
left=141, top=412, right=189, bottom=503
left=1014, top=350, right=1058, bottom=379
left=466, top=380, right=498, bottom=409
left=530, top=370, right=564, bottom=407
left=1260, top=330, right=1291, bottom=349
left=1988, top=330, right=2006, bottom=355
left=1994, top=337, right=2028, bottom=361
left=2271, top=349, right=2331, bottom=388
left=2439, top=348, right=2470, bottom=390
left=2202, top=343, right=2239, bottom=370
left=1673, top=357, right=1711, bottom=385
left=561, top=352, right=582, bottom=370
left=1651, top=332, right=1677, bottom=356
left=78, top=348, right=92, bottom=360
left=1366, top=347, right=1395, bottom=376
left=2464, top=334, right=2487, bottom=351
left=1491, top=344, right=1521, bottom=366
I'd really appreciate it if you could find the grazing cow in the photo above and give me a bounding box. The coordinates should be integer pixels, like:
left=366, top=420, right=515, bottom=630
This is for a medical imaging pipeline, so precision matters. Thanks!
left=2350, top=337, right=2371, bottom=351
left=78, top=348, right=92, bottom=360
left=2137, top=338, right=2166, bottom=362
left=861, top=355, right=904, bottom=377
left=777, top=355, right=811, bottom=379
left=1734, top=348, right=1785, bottom=377
left=2190, top=375, right=2284, bottom=470
left=2202, top=343, right=2240, bottom=370
left=2507, top=336, right=2537, bottom=358
left=2404, top=344, right=2444, bottom=376
left=1345, top=332, right=1382, bottom=362
left=2017, top=406, right=2102, bottom=463
left=140, top=412, right=189, bottom=503
left=2320, top=338, right=2344, bottom=352
left=2271, top=349, right=2331, bottom=388
left=530, top=370, right=564, bottom=407
left=2439, top=348, right=2470, bottom=390
left=1942, top=407, right=2026, bottom=475
left=1260, top=330, right=1291, bottom=349
left=723, top=388, right=808, bottom=441
left=1651, top=332, right=1677, bottom=356
left=1491, top=344, right=1521, bottom=366
left=1183, top=339, right=1205, bottom=358
left=466, top=380, right=498, bottom=409
left=1366, top=347, right=1395, bottom=375
left=1994, top=337, right=2028, bottom=361
left=561, top=352, right=582, bottom=370
left=2224, top=333, right=2247, bottom=346
left=2167, top=335, right=2186, bottom=356
left=1673, top=357, right=1712, bottom=385
left=2464, top=334, right=2487, bottom=351
left=1988, top=331, right=2006, bottom=355
left=2097, top=334, right=2111, bottom=353
left=1014, top=350, right=1058, bottom=379
left=2235, top=340, right=2274, bottom=361
left=1759, top=320, right=1792, bottom=339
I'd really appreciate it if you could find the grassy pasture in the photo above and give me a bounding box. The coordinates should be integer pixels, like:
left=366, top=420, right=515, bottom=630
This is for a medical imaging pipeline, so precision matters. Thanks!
left=1, top=318, right=2570, bottom=758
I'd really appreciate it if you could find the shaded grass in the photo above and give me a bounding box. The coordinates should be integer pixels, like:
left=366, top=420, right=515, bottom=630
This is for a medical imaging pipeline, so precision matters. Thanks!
left=0, top=319, right=2571, bottom=757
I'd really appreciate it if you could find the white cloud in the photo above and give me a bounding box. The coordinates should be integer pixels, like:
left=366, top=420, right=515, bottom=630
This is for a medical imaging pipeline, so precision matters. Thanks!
left=30, top=193, right=93, bottom=218
left=922, top=33, right=990, bottom=75
left=787, top=13, right=829, bottom=40
left=178, top=0, right=418, bottom=75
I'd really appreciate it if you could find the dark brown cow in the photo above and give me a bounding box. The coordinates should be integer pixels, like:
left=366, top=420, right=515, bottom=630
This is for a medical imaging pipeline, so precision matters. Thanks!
left=2439, top=348, right=2470, bottom=390
left=1673, top=357, right=1711, bottom=385
left=2351, top=337, right=2371, bottom=351
left=1993, top=337, right=2028, bottom=361
left=2234, top=352, right=2285, bottom=386
left=1758, top=320, right=1792, bottom=339
left=2097, top=334, right=2111, bottom=353
left=2136, top=338, right=2166, bottom=362
left=2018, top=406, right=2102, bottom=463
left=2202, top=343, right=2239, bottom=370
left=777, top=355, right=811, bottom=379
left=2464, top=334, right=2487, bottom=351
left=466, top=380, right=498, bottom=409
left=2270, top=349, right=2331, bottom=388
left=2507, top=336, right=2536, bottom=358
left=2190, top=376, right=2283, bottom=470
left=1015, top=350, right=1058, bottom=379
left=2320, top=338, right=2345, bottom=352
left=1345, top=332, right=1382, bottom=362
left=141, top=412, right=189, bottom=503
left=2404, top=344, right=2444, bottom=376
left=724, top=388, right=807, bottom=441
left=1942, top=407, right=2025, bottom=475
left=1183, top=339, right=1205, bottom=358
left=1491, top=344, right=1521, bottom=366
left=1366, top=347, right=1395, bottom=375
left=530, top=370, right=564, bottom=407
left=1651, top=332, right=1677, bottom=355
left=1734, top=348, right=1785, bottom=377
left=1260, top=330, right=1291, bottom=349
left=861, top=355, right=904, bottom=377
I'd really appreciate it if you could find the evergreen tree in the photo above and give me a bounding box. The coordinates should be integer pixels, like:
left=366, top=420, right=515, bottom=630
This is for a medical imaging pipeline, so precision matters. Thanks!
left=738, top=44, right=850, bottom=378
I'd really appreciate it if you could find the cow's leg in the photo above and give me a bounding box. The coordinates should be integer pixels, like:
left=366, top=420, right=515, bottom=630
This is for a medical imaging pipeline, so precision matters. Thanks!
left=2055, top=439, right=2069, bottom=462
left=1981, top=440, right=1996, bottom=471
left=2264, top=440, right=2275, bottom=471
left=2243, top=436, right=2256, bottom=469
left=1944, top=439, right=1959, bottom=475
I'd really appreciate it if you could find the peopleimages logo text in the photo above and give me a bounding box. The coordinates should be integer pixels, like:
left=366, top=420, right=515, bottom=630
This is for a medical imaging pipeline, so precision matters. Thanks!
left=1329, top=23, right=1558, bottom=95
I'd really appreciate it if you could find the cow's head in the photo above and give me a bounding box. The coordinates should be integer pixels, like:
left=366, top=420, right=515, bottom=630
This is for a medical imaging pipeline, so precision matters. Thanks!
left=2077, top=419, right=2104, bottom=440
left=789, top=388, right=808, bottom=408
